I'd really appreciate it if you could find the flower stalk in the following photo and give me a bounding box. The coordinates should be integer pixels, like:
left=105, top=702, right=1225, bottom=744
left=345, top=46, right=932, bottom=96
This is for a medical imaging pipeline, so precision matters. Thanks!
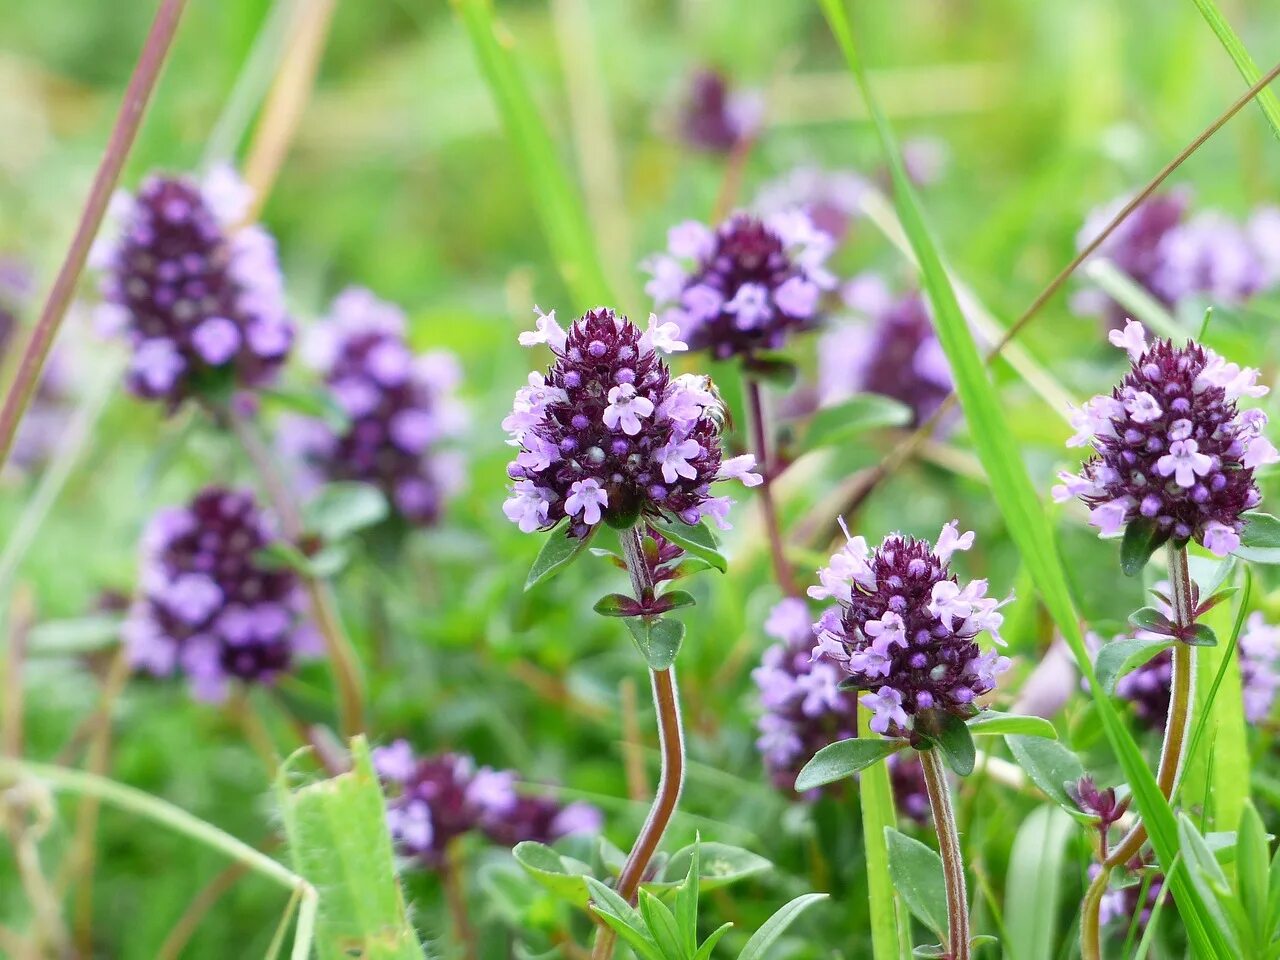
left=921, top=747, right=969, bottom=960
left=744, top=377, right=799, bottom=596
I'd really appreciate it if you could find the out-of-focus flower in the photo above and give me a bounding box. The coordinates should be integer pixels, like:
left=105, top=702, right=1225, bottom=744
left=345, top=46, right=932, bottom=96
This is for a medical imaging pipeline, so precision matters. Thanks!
left=92, top=165, right=293, bottom=407
left=809, top=520, right=1012, bottom=737
left=1240, top=612, right=1280, bottom=723
left=1092, top=862, right=1163, bottom=934
left=901, top=136, right=951, bottom=188
left=643, top=212, right=836, bottom=360
left=123, top=487, right=319, bottom=701
left=284, top=287, right=464, bottom=527
left=502, top=307, right=759, bottom=539
left=372, top=740, right=600, bottom=869
left=887, top=752, right=931, bottom=825
left=678, top=68, right=762, bottom=154
left=818, top=275, right=952, bottom=427
left=753, top=597, right=858, bottom=793
left=1054, top=320, right=1274, bottom=557
left=755, top=167, right=870, bottom=244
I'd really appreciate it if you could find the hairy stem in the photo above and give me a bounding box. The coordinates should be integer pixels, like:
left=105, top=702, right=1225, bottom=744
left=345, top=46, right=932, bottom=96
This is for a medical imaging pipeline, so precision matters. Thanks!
left=0, top=0, right=188, bottom=472
left=1080, top=863, right=1111, bottom=960
left=921, top=748, right=969, bottom=960
left=442, top=841, right=478, bottom=960
left=743, top=377, right=799, bottom=596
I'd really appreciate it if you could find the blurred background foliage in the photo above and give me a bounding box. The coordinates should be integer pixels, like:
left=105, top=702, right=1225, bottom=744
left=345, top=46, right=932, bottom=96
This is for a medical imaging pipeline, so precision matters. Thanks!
left=1, top=0, right=1278, bottom=957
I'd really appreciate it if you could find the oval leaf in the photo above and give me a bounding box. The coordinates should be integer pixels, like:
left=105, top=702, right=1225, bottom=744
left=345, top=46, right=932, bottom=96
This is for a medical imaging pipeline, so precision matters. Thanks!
left=625, top=618, right=685, bottom=670
left=649, top=518, right=728, bottom=573
left=1236, top=511, right=1280, bottom=564
left=917, top=710, right=976, bottom=777
left=526, top=526, right=593, bottom=591
left=1129, top=606, right=1174, bottom=632
left=513, top=841, right=592, bottom=907
left=593, top=593, right=643, bottom=618
left=1095, top=636, right=1175, bottom=695
left=966, top=711, right=1058, bottom=740
left=884, top=828, right=948, bottom=942
left=655, top=842, right=771, bottom=892
left=801, top=393, right=912, bottom=454
left=304, top=482, right=389, bottom=543
left=794, top=737, right=909, bottom=791
left=1120, top=517, right=1166, bottom=577
left=1005, top=735, right=1086, bottom=815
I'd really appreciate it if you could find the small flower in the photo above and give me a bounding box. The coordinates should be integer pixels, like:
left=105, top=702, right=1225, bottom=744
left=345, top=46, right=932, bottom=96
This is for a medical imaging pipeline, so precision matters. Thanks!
left=123, top=487, right=317, bottom=701
left=283, top=288, right=464, bottom=528
left=503, top=307, right=752, bottom=538
left=1239, top=612, right=1280, bottom=723
left=94, top=166, right=293, bottom=407
left=1058, top=320, right=1272, bottom=556
left=677, top=68, right=762, bottom=154
left=645, top=212, right=836, bottom=360
left=374, top=741, right=599, bottom=869
left=810, top=521, right=1011, bottom=738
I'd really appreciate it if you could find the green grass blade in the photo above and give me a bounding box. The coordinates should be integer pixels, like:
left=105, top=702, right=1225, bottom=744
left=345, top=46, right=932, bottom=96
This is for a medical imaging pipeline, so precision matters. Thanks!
left=857, top=708, right=911, bottom=960
left=815, top=2, right=1231, bottom=954
left=451, top=0, right=612, bottom=309
left=1190, top=0, right=1280, bottom=141
left=1003, top=806, right=1075, bottom=960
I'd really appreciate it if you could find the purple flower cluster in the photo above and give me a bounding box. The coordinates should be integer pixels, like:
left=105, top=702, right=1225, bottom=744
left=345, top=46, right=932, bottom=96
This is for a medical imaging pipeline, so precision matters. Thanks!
left=285, top=288, right=465, bottom=527
left=92, top=165, right=293, bottom=406
left=1073, top=190, right=1280, bottom=325
left=753, top=598, right=858, bottom=793
left=372, top=740, right=601, bottom=869
left=755, top=167, right=869, bottom=244
left=818, top=274, right=952, bottom=427
left=678, top=68, right=762, bottom=154
left=810, top=520, right=1011, bottom=736
left=502, top=307, right=761, bottom=539
left=644, top=212, right=836, bottom=360
left=123, top=487, right=319, bottom=701
left=1054, top=320, right=1276, bottom=556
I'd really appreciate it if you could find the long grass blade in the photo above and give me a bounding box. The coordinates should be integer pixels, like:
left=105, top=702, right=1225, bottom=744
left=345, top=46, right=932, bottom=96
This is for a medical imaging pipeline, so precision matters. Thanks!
left=1004, top=806, right=1075, bottom=960
left=815, top=2, right=1231, bottom=954
left=857, top=707, right=911, bottom=960
left=451, top=0, right=613, bottom=309
left=1190, top=0, right=1280, bottom=141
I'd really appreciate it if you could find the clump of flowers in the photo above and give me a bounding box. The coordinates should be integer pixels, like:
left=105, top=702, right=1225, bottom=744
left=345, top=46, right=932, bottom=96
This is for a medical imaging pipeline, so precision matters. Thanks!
left=1053, top=320, right=1276, bottom=557
left=643, top=212, right=836, bottom=360
left=1073, top=190, right=1278, bottom=325
left=755, top=167, right=869, bottom=244
left=809, top=520, right=1011, bottom=736
left=502, top=307, right=761, bottom=539
left=123, top=487, right=319, bottom=701
left=678, top=68, right=762, bottom=154
left=285, top=287, right=465, bottom=527
left=92, top=165, right=293, bottom=407
left=753, top=598, right=858, bottom=793
left=372, top=740, right=600, bottom=869
left=817, top=274, right=952, bottom=426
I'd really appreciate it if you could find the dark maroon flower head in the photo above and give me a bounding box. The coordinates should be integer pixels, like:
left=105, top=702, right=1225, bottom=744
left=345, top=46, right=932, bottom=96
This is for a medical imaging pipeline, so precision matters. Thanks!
left=94, top=165, right=293, bottom=408
left=285, top=288, right=464, bottom=528
left=678, top=69, right=761, bottom=154
left=645, top=214, right=835, bottom=361
left=1070, top=776, right=1126, bottom=826
left=122, top=487, right=318, bottom=701
left=372, top=740, right=600, bottom=870
left=811, top=522, right=1010, bottom=738
left=1055, top=321, right=1276, bottom=557
left=503, top=307, right=760, bottom=539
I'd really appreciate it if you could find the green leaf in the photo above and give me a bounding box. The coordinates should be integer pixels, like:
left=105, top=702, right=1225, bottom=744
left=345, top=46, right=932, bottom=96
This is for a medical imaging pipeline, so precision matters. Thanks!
left=1095, top=636, right=1175, bottom=695
left=857, top=709, right=911, bottom=960
left=816, top=4, right=1232, bottom=950
left=1128, top=606, right=1174, bottom=632
left=910, top=946, right=946, bottom=959
left=638, top=889, right=682, bottom=960
left=624, top=618, right=685, bottom=670
left=794, top=737, right=910, bottom=792
left=800, top=393, right=912, bottom=454
left=916, top=711, right=976, bottom=777
left=1121, top=518, right=1166, bottom=577
left=675, top=840, right=700, bottom=956
left=255, top=540, right=314, bottom=575
left=742, top=353, right=798, bottom=388
left=884, top=828, right=948, bottom=942
left=1178, top=814, right=1245, bottom=952
left=306, top=543, right=352, bottom=579
left=655, top=589, right=697, bottom=613
left=592, top=593, right=642, bottom=618
left=1004, top=806, right=1075, bottom=960
left=1236, top=511, right=1280, bottom=563
left=657, top=842, right=771, bottom=892
left=585, top=877, right=661, bottom=960
left=275, top=737, right=426, bottom=959
left=1237, top=802, right=1270, bottom=944
left=26, top=615, right=121, bottom=657
left=451, top=0, right=611, bottom=307
left=649, top=518, right=728, bottom=573
left=693, top=923, right=733, bottom=960
left=525, top=525, right=593, bottom=591
left=512, top=841, right=592, bottom=907
left=260, top=385, right=351, bottom=432
left=1190, top=0, right=1280, bottom=142
left=1005, top=735, right=1085, bottom=815
left=303, top=482, right=389, bottom=543
left=736, top=893, right=828, bottom=960
left=965, top=711, right=1057, bottom=740
left=1184, top=623, right=1218, bottom=647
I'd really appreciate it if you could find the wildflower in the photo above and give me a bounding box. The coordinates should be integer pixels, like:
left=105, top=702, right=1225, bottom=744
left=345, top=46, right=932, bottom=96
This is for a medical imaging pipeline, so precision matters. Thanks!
left=92, top=165, right=293, bottom=407
left=678, top=68, right=762, bottom=154
left=372, top=740, right=599, bottom=869
left=809, top=520, right=1011, bottom=737
left=818, top=275, right=952, bottom=427
left=752, top=598, right=859, bottom=793
left=1054, top=320, right=1274, bottom=556
left=502, top=307, right=757, bottom=539
left=122, top=487, right=319, bottom=701
left=644, top=212, right=836, bottom=360
left=284, top=287, right=464, bottom=527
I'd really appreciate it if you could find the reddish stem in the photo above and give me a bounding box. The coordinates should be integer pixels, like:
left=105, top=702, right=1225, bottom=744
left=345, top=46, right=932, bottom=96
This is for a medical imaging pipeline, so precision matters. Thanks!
left=744, top=377, right=799, bottom=596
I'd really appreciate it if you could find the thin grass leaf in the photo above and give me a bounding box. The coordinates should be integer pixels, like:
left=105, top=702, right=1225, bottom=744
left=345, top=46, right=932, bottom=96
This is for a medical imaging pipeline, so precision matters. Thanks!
left=736, top=894, right=828, bottom=960
left=815, top=3, right=1231, bottom=953
left=451, top=0, right=612, bottom=307
left=1190, top=0, right=1280, bottom=142
left=857, top=708, right=912, bottom=960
